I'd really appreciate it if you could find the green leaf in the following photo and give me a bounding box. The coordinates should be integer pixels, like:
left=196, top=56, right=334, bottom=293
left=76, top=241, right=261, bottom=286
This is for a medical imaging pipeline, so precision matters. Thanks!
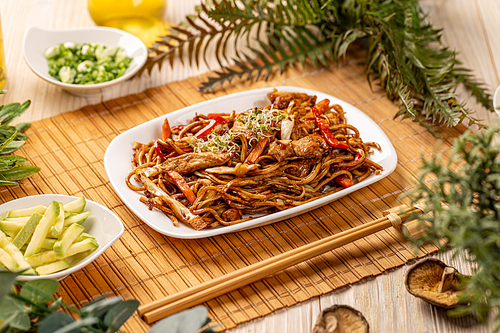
left=14, top=122, right=31, bottom=133
left=0, top=101, right=30, bottom=126
left=0, top=140, right=25, bottom=155
left=103, top=299, right=140, bottom=332
left=80, top=294, right=122, bottom=318
left=148, top=306, right=211, bottom=333
left=0, top=179, right=22, bottom=186
left=48, top=297, right=63, bottom=311
left=52, top=317, right=99, bottom=333
left=0, top=166, right=40, bottom=181
left=20, top=279, right=59, bottom=305
left=0, top=295, right=26, bottom=321
left=145, top=0, right=492, bottom=134
left=0, top=271, right=18, bottom=302
left=37, top=312, right=75, bottom=333
left=7, top=311, right=30, bottom=331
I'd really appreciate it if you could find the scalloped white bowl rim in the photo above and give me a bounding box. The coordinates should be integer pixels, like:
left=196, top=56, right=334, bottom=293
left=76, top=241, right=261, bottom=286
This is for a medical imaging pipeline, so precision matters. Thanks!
left=22, top=26, right=147, bottom=93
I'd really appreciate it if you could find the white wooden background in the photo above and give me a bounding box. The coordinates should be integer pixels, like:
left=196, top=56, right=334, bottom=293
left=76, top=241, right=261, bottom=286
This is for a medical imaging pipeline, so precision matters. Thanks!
left=1, top=1, right=498, bottom=332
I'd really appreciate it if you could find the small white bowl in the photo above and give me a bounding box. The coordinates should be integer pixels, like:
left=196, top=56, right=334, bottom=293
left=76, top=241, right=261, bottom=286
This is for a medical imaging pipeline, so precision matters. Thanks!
left=0, top=194, right=124, bottom=281
left=22, top=26, right=148, bottom=96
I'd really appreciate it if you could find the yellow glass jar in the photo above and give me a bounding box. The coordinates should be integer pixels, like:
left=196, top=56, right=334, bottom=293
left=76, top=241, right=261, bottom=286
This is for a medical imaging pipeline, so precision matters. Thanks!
left=0, top=14, right=8, bottom=91
left=88, top=0, right=169, bottom=47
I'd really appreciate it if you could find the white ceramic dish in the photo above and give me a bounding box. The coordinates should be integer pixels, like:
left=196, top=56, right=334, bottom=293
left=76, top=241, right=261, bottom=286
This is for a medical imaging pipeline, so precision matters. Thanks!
left=0, top=194, right=124, bottom=281
left=494, top=85, right=500, bottom=117
left=104, top=86, right=398, bottom=239
left=22, top=26, right=148, bottom=96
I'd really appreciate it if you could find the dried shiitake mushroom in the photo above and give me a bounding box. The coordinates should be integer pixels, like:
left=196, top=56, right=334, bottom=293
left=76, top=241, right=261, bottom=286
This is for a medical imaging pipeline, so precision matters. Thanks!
left=313, top=305, right=369, bottom=333
left=405, top=258, right=466, bottom=308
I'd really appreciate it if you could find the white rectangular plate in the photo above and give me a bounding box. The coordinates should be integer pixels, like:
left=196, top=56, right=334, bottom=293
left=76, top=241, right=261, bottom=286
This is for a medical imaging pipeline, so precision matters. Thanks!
left=104, top=86, right=398, bottom=239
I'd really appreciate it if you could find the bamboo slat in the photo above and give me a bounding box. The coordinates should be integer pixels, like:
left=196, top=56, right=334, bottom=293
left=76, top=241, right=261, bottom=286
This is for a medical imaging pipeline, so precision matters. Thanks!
left=0, top=51, right=459, bottom=332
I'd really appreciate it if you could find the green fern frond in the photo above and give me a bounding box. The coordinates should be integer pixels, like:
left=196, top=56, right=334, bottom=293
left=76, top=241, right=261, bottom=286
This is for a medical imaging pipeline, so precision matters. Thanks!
left=140, top=0, right=493, bottom=135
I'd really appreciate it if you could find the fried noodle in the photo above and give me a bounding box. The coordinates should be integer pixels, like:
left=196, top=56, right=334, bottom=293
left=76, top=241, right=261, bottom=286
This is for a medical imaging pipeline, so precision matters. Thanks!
left=127, top=90, right=383, bottom=230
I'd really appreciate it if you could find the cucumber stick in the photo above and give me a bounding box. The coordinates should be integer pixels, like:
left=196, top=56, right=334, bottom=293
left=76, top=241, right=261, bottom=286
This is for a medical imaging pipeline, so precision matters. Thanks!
left=42, top=238, right=56, bottom=250
left=12, top=213, right=43, bottom=248
left=0, top=220, right=25, bottom=233
left=63, top=211, right=90, bottom=227
left=26, top=238, right=98, bottom=267
left=0, top=231, right=34, bottom=274
left=63, top=196, right=86, bottom=214
left=24, top=201, right=61, bottom=257
left=7, top=205, right=47, bottom=218
left=4, top=217, right=30, bottom=223
left=54, top=223, right=85, bottom=258
left=51, top=202, right=65, bottom=238
left=35, top=260, right=70, bottom=275
left=0, top=248, right=18, bottom=271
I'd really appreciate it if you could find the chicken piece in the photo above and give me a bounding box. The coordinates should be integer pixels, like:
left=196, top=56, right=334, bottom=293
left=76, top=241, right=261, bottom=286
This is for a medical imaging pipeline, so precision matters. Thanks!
left=291, top=134, right=329, bottom=159
left=136, top=170, right=209, bottom=230
left=143, top=152, right=233, bottom=177
left=286, top=159, right=315, bottom=178
left=222, top=208, right=242, bottom=222
left=267, top=91, right=317, bottom=109
left=268, top=140, right=294, bottom=162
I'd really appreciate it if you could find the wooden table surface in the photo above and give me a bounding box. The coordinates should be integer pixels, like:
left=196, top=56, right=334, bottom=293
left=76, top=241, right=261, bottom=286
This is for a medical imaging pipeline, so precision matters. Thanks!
left=1, top=1, right=498, bottom=332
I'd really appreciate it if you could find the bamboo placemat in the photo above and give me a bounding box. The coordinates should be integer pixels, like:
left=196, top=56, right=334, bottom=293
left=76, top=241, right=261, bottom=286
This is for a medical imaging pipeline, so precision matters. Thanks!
left=0, top=51, right=463, bottom=332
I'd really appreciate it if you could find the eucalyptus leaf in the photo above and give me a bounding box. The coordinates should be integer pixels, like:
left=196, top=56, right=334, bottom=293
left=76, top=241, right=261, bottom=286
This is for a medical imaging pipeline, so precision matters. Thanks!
left=20, top=279, right=59, bottom=305
left=103, top=299, right=140, bottom=332
left=0, top=271, right=18, bottom=302
left=80, top=294, right=122, bottom=318
left=7, top=311, right=30, bottom=331
left=148, top=306, right=211, bottom=333
left=51, top=317, right=99, bottom=333
left=0, top=295, right=27, bottom=321
left=48, top=297, right=63, bottom=311
left=37, top=312, right=75, bottom=333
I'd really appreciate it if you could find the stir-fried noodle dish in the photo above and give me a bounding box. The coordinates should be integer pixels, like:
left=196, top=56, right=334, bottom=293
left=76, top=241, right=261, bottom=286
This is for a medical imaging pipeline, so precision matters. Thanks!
left=127, top=90, right=383, bottom=230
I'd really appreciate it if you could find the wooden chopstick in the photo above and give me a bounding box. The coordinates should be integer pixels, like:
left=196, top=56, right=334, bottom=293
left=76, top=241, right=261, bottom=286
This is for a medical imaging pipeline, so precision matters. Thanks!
left=138, top=205, right=423, bottom=323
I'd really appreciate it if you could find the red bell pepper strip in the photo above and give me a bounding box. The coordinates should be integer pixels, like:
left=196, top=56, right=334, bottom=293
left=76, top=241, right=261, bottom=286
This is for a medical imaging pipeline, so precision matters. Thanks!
left=165, top=151, right=180, bottom=158
left=153, top=140, right=167, bottom=162
left=245, top=136, right=269, bottom=164
left=206, top=113, right=230, bottom=119
left=334, top=174, right=353, bottom=188
left=195, top=117, right=227, bottom=139
left=167, top=171, right=197, bottom=204
left=312, top=99, right=349, bottom=150
left=171, top=125, right=186, bottom=132
left=162, top=118, right=172, bottom=140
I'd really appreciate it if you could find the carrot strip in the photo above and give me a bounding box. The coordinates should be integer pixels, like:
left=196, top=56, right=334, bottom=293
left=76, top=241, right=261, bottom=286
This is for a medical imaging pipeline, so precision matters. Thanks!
left=334, top=174, right=353, bottom=188
left=162, top=118, right=172, bottom=140
left=245, top=137, right=269, bottom=164
left=167, top=171, right=197, bottom=204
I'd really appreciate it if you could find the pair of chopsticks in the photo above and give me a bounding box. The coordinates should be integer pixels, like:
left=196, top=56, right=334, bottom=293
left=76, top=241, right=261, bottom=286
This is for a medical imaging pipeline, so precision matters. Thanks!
left=138, top=204, right=424, bottom=323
